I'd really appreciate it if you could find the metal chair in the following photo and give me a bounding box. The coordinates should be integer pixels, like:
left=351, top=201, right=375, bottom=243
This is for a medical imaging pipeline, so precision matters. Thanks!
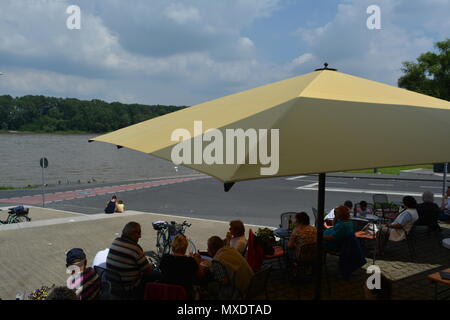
left=353, top=203, right=374, bottom=217
left=412, top=222, right=442, bottom=244
left=263, top=245, right=285, bottom=271
left=378, top=225, right=417, bottom=260
left=94, top=266, right=134, bottom=300
left=205, top=261, right=241, bottom=300
left=373, top=194, right=390, bottom=218
left=244, top=266, right=272, bottom=300
left=403, top=225, right=417, bottom=259
left=280, top=212, right=297, bottom=229
left=290, top=243, right=317, bottom=298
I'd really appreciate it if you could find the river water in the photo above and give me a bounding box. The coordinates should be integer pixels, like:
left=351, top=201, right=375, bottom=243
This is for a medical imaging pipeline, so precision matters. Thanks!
left=0, top=134, right=196, bottom=187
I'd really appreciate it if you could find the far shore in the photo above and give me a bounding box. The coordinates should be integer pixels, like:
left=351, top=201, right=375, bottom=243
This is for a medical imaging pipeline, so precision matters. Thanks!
left=0, top=130, right=102, bottom=135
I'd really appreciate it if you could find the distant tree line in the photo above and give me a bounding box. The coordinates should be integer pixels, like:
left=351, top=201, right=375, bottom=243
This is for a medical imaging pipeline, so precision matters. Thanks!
left=0, top=95, right=187, bottom=133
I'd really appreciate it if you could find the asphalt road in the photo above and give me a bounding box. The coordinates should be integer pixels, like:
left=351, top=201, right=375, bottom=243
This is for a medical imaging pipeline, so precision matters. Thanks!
left=2, top=173, right=447, bottom=228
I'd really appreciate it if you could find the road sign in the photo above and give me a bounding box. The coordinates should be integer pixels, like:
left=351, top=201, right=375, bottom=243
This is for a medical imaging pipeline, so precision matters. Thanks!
left=40, top=157, right=49, bottom=168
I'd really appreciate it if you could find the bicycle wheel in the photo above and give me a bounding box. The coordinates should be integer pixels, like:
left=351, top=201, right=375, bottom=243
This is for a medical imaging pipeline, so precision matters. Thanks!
left=156, top=232, right=166, bottom=257
left=14, top=215, right=28, bottom=223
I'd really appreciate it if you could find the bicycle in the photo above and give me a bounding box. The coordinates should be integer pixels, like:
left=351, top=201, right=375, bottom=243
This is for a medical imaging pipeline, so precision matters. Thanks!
left=147, top=220, right=197, bottom=268
left=0, top=206, right=31, bottom=224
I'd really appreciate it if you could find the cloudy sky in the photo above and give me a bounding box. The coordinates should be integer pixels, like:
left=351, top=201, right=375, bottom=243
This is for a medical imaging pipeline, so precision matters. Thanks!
left=0, top=0, right=449, bottom=106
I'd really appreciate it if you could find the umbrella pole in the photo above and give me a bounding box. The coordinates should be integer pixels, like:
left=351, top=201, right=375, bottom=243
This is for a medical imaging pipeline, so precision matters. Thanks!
left=314, top=173, right=326, bottom=300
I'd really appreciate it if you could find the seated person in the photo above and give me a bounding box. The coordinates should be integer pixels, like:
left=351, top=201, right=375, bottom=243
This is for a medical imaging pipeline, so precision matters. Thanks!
left=323, top=205, right=354, bottom=252
left=224, top=220, right=247, bottom=255
left=159, top=235, right=201, bottom=299
left=439, top=186, right=450, bottom=222
left=417, top=191, right=441, bottom=230
left=379, top=196, right=419, bottom=246
left=287, top=212, right=317, bottom=261
left=324, top=200, right=353, bottom=227
left=115, top=200, right=125, bottom=213
left=199, top=236, right=254, bottom=299
left=355, top=201, right=373, bottom=217
left=66, top=248, right=101, bottom=300
left=104, top=195, right=117, bottom=214
left=106, top=222, right=160, bottom=298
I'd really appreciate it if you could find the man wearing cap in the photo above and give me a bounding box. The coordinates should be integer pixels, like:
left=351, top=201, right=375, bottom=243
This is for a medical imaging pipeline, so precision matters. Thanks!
left=66, top=248, right=101, bottom=300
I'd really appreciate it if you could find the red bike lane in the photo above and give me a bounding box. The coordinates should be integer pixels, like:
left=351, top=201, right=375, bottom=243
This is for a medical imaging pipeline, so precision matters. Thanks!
left=0, top=176, right=209, bottom=205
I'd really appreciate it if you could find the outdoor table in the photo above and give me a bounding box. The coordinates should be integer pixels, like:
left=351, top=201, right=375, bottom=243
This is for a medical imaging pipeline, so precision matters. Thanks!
left=427, top=268, right=450, bottom=300
left=353, top=215, right=380, bottom=264
left=353, top=214, right=379, bottom=221
left=273, top=227, right=291, bottom=240
left=273, top=227, right=291, bottom=252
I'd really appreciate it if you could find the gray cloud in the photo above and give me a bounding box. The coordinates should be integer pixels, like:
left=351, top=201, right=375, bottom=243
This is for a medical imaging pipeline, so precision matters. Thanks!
left=0, top=0, right=447, bottom=106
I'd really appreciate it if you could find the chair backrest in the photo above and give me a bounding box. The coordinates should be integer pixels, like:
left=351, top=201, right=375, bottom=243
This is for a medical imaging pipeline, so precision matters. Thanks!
left=245, top=266, right=272, bottom=300
left=280, top=212, right=297, bottom=228
left=373, top=194, right=390, bottom=217
left=144, top=282, right=187, bottom=300
left=297, top=243, right=317, bottom=263
left=246, top=229, right=264, bottom=273
left=99, top=267, right=129, bottom=296
left=373, top=194, right=389, bottom=206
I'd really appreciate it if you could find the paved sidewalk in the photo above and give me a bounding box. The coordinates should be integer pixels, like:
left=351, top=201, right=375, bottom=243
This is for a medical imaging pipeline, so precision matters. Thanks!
left=0, top=207, right=268, bottom=300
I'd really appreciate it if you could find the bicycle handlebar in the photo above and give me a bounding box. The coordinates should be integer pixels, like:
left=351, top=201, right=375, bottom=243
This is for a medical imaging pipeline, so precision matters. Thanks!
left=162, top=220, right=191, bottom=229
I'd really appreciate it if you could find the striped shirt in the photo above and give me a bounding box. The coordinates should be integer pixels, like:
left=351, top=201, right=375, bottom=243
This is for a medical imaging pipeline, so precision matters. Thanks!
left=106, top=237, right=152, bottom=289
left=67, top=267, right=101, bottom=300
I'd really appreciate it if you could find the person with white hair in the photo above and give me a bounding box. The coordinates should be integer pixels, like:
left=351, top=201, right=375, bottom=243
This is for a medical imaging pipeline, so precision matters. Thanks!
left=417, top=191, right=441, bottom=230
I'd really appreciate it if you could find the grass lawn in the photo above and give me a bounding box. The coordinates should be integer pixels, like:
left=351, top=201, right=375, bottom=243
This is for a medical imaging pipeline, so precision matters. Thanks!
left=346, top=165, right=433, bottom=175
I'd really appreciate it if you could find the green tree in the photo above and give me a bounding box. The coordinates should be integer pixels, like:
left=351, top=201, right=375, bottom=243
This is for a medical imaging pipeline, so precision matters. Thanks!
left=398, top=38, right=450, bottom=101
left=2, top=95, right=186, bottom=133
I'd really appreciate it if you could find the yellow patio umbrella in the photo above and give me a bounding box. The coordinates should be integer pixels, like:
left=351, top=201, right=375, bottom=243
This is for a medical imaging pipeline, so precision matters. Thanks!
left=90, top=64, right=450, bottom=299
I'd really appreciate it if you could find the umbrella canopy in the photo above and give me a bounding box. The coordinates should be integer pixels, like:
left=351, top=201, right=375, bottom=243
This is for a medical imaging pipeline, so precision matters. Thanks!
left=91, top=69, right=450, bottom=183
left=91, top=67, right=450, bottom=299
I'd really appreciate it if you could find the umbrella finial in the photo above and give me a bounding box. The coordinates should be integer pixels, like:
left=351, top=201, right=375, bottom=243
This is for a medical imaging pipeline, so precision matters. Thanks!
left=315, top=63, right=337, bottom=71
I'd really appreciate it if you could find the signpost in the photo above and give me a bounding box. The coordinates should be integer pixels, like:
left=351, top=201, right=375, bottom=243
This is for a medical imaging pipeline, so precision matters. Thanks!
left=40, top=157, right=48, bottom=207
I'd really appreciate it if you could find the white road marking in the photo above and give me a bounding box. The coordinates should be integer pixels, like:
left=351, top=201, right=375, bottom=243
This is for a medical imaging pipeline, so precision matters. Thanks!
left=369, top=183, right=394, bottom=187
left=299, top=182, right=319, bottom=188
left=296, top=185, right=443, bottom=198
left=286, top=176, right=306, bottom=180
left=420, top=186, right=442, bottom=189
left=296, top=181, right=347, bottom=189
